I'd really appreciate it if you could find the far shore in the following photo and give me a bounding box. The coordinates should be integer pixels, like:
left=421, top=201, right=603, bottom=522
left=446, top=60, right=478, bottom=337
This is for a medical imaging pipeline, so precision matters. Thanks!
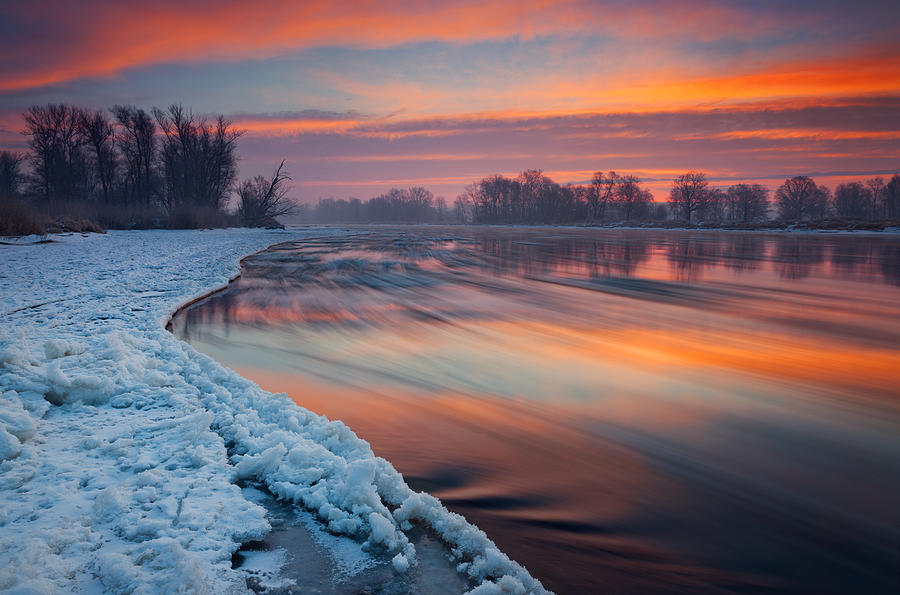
left=4, top=219, right=900, bottom=243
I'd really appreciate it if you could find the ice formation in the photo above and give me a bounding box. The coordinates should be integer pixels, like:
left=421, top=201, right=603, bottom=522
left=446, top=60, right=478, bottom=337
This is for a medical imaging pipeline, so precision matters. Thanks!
left=0, top=229, right=547, bottom=594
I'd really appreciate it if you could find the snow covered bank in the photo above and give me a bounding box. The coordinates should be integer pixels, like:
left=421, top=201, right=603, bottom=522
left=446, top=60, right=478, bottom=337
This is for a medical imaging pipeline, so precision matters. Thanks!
left=0, top=229, right=547, bottom=594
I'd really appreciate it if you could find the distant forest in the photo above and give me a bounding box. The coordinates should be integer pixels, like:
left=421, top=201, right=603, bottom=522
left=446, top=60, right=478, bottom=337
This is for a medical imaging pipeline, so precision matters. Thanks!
left=2, top=103, right=899, bottom=236
left=0, top=103, right=291, bottom=235
left=308, top=169, right=900, bottom=228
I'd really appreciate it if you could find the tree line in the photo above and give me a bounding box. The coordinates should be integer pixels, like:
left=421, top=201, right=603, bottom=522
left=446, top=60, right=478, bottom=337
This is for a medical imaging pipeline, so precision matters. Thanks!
left=0, top=103, right=292, bottom=231
left=310, top=186, right=448, bottom=223
left=669, top=171, right=900, bottom=224
left=306, top=169, right=900, bottom=227
left=455, top=170, right=661, bottom=224
left=4, top=105, right=897, bottom=232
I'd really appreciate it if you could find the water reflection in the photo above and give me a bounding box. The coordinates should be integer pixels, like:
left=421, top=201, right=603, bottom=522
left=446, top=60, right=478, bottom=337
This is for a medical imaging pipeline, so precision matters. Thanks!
left=772, top=236, right=827, bottom=280
left=171, top=227, right=900, bottom=594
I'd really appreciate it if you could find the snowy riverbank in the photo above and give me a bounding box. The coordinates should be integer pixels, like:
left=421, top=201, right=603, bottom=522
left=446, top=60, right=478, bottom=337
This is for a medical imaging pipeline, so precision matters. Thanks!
left=0, top=229, right=546, bottom=594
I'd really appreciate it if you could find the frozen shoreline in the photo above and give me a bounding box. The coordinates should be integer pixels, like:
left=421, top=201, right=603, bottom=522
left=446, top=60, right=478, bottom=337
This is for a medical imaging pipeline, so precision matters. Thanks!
left=0, top=229, right=547, bottom=594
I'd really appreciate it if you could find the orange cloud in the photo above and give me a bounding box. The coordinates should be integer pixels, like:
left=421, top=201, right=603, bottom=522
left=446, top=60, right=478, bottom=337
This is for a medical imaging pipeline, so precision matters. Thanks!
left=676, top=128, right=900, bottom=142
left=2, top=0, right=887, bottom=97
left=309, top=153, right=527, bottom=163
left=419, top=47, right=900, bottom=116
left=0, top=0, right=614, bottom=91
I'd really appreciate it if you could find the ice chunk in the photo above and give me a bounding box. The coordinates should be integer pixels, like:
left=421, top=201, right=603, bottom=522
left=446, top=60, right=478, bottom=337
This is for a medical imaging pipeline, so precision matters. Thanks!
left=0, top=426, right=21, bottom=460
left=368, top=511, right=400, bottom=550
left=0, top=401, right=36, bottom=442
left=43, top=339, right=85, bottom=359
left=466, top=575, right=528, bottom=594
left=391, top=552, right=410, bottom=573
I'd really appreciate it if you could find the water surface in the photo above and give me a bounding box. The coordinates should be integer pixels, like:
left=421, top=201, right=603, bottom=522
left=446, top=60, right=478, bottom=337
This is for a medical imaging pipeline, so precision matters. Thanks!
left=171, top=226, right=900, bottom=594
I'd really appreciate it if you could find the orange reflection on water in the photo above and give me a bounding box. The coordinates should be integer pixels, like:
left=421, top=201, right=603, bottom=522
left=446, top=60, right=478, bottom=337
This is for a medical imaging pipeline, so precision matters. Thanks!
left=172, top=227, right=900, bottom=594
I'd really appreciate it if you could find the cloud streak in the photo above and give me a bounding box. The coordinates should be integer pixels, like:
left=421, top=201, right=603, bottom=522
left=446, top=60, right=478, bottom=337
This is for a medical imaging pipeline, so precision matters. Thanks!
left=1, top=0, right=896, bottom=94
left=223, top=97, right=899, bottom=200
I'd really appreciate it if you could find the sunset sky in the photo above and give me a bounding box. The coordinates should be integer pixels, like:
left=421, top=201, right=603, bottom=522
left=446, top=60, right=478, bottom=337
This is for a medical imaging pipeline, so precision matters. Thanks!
left=1, top=0, right=898, bottom=201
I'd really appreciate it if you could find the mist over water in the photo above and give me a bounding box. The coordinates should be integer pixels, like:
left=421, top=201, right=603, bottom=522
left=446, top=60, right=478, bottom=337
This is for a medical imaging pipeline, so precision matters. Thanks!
left=171, top=226, right=900, bottom=594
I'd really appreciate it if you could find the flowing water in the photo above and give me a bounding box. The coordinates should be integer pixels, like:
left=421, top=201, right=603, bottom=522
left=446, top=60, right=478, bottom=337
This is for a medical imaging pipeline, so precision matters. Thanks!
left=170, top=226, right=900, bottom=594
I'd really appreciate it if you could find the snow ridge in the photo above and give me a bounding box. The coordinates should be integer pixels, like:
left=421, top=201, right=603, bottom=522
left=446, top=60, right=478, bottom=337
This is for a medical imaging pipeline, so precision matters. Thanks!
left=0, top=229, right=547, bottom=594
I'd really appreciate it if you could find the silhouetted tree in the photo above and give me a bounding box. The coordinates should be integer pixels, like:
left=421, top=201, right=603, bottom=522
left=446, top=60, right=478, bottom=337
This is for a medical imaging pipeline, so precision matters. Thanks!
left=725, top=183, right=768, bottom=222
left=0, top=151, right=26, bottom=197
left=670, top=171, right=709, bottom=223
left=834, top=182, right=871, bottom=218
left=615, top=175, right=651, bottom=220
left=775, top=176, right=829, bottom=221
left=808, top=185, right=830, bottom=220
left=407, top=185, right=434, bottom=221
left=237, top=160, right=294, bottom=226
left=867, top=177, right=885, bottom=219
left=478, top=174, right=519, bottom=223
left=589, top=170, right=618, bottom=223
left=113, top=105, right=157, bottom=205
left=570, top=184, right=591, bottom=222
left=701, top=187, right=726, bottom=222
left=154, top=105, right=241, bottom=212
left=518, top=169, right=556, bottom=223
left=23, top=104, right=88, bottom=200
left=885, top=174, right=900, bottom=219
left=434, top=196, right=447, bottom=222
left=455, top=191, right=473, bottom=223
left=78, top=110, right=117, bottom=203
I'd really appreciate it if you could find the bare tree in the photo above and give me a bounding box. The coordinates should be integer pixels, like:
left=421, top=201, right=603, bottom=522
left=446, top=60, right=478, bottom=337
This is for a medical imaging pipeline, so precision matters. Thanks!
left=518, top=169, right=554, bottom=223
left=479, top=174, right=518, bottom=223
left=0, top=151, right=26, bottom=197
left=434, top=196, right=447, bottom=222
left=112, top=105, right=157, bottom=205
left=589, top=170, right=618, bottom=223
left=407, top=186, right=434, bottom=222
left=701, top=188, right=726, bottom=222
left=834, top=182, right=871, bottom=218
left=154, top=105, right=241, bottom=212
left=237, top=160, right=295, bottom=226
left=22, top=104, right=88, bottom=200
left=455, top=186, right=476, bottom=223
left=615, top=175, right=651, bottom=221
left=808, top=184, right=830, bottom=220
left=725, top=183, right=768, bottom=222
left=670, top=171, right=709, bottom=223
left=202, top=115, right=242, bottom=211
left=775, top=176, right=828, bottom=221
left=867, top=177, right=885, bottom=219
left=78, top=110, right=117, bottom=203
left=885, top=174, right=900, bottom=219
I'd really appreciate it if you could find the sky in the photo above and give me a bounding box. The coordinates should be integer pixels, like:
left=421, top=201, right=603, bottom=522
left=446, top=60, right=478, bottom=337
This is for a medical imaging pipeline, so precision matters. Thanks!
left=0, top=0, right=898, bottom=202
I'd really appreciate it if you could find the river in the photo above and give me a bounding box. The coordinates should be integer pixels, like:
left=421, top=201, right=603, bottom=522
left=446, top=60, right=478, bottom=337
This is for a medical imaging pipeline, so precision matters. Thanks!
left=170, top=226, right=900, bottom=594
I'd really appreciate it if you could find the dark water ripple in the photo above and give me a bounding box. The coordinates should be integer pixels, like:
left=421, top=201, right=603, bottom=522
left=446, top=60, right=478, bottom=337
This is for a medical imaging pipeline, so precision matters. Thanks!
left=172, top=226, right=900, bottom=594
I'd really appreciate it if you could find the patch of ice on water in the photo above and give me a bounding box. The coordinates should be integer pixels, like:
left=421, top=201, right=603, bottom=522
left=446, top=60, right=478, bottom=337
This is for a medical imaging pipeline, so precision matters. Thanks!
left=295, top=509, right=380, bottom=580
left=238, top=549, right=297, bottom=590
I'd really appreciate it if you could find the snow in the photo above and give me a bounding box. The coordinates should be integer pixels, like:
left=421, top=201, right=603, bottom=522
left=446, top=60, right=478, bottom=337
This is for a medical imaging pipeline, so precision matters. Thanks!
left=0, top=228, right=548, bottom=594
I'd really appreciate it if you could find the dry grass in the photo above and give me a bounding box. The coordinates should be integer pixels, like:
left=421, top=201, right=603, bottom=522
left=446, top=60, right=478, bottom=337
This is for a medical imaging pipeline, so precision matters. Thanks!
left=0, top=196, right=46, bottom=236
left=166, top=205, right=241, bottom=229
left=0, top=196, right=250, bottom=236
